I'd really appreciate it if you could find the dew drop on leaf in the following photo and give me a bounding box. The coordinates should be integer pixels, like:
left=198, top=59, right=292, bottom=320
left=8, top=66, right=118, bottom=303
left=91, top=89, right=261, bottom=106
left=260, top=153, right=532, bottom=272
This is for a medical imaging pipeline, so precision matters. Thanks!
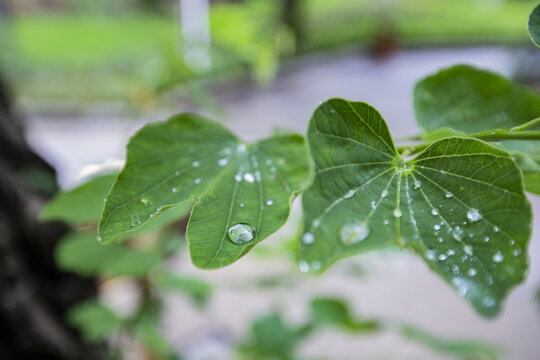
left=434, top=224, right=441, bottom=231
left=381, top=189, right=389, bottom=198
left=192, top=161, right=200, bottom=167
left=344, top=190, right=355, bottom=199
left=438, top=254, right=448, bottom=261
left=172, top=187, right=178, bottom=193
left=340, top=222, right=370, bottom=245
left=234, top=174, right=242, bottom=182
left=468, top=268, right=477, bottom=277
left=483, top=236, right=490, bottom=243
left=493, top=251, right=504, bottom=263
left=392, top=208, right=402, bottom=218
left=413, top=180, right=422, bottom=189
left=445, top=191, right=453, bottom=198
left=266, top=200, right=274, bottom=206
left=239, top=203, right=245, bottom=208
left=426, top=250, right=436, bottom=260
left=431, top=208, right=439, bottom=216
left=194, top=178, right=202, bottom=184
left=464, top=245, right=473, bottom=256
left=312, top=261, right=321, bottom=270
left=218, top=158, right=228, bottom=166
left=228, top=223, right=256, bottom=245
left=243, top=173, right=255, bottom=183
left=466, top=208, right=482, bottom=222
left=298, top=260, right=309, bottom=273
left=383, top=219, right=389, bottom=225
left=130, top=214, right=141, bottom=227
left=302, top=232, right=315, bottom=245
left=493, top=226, right=500, bottom=232
left=140, top=197, right=150, bottom=205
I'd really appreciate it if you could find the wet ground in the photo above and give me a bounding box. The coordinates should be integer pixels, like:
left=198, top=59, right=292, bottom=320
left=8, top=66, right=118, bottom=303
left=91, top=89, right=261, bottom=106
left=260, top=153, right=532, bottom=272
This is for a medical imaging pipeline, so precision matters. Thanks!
left=24, top=47, right=540, bottom=359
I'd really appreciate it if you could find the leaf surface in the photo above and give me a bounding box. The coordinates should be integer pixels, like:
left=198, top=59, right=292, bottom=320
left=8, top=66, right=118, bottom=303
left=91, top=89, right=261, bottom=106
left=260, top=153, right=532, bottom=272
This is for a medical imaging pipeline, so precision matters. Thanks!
left=414, top=65, right=540, bottom=194
left=301, top=98, right=532, bottom=317
left=98, top=114, right=309, bottom=269
left=529, top=4, right=540, bottom=48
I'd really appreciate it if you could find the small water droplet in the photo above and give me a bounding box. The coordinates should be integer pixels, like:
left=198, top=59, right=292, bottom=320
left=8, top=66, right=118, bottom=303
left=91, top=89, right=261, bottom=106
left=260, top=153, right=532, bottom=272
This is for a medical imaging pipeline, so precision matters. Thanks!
left=344, top=190, right=355, bottom=199
left=340, top=222, right=370, bottom=245
left=311, top=261, right=321, bottom=270
left=438, top=254, right=448, bottom=261
left=492, top=252, right=504, bottom=263
left=426, top=250, right=436, bottom=260
left=194, top=178, right=202, bottom=184
left=103, top=198, right=108, bottom=202
left=302, top=232, right=315, bottom=245
left=447, top=249, right=455, bottom=256
left=266, top=200, right=273, bottom=206
left=383, top=219, right=389, bottom=225
left=130, top=214, right=141, bottom=227
left=437, top=237, right=444, bottom=243
left=467, top=268, right=477, bottom=277
left=237, top=144, right=247, bottom=152
left=254, top=171, right=262, bottom=182
left=96, top=235, right=102, bottom=242
left=466, top=208, right=482, bottom=222
left=243, top=173, right=255, bottom=183
left=445, top=192, right=453, bottom=198
left=234, top=174, right=242, bottom=182
left=392, top=208, right=402, bottom=218
left=299, top=260, right=309, bottom=273
left=218, top=158, right=228, bottom=166
left=192, top=161, right=200, bottom=167
left=434, top=224, right=441, bottom=231
left=228, top=223, right=256, bottom=244
left=483, top=236, right=490, bottom=243
left=270, top=166, right=277, bottom=173
left=493, top=226, right=500, bottom=232
left=381, top=189, right=389, bottom=198
left=452, top=277, right=469, bottom=296
left=312, top=219, right=320, bottom=228
left=483, top=296, right=496, bottom=307
left=431, top=208, right=439, bottom=216
left=265, top=159, right=272, bottom=165
left=464, top=245, right=473, bottom=256
left=453, top=226, right=463, bottom=241
left=175, top=170, right=181, bottom=176
left=413, top=180, right=422, bottom=189
left=172, top=187, right=178, bottom=193
left=239, top=203, right=245, bottom=207
left=140, top=197, right=150, bottom=205
left=512, top=248, right=522, bottom=257
left=371, top=201, right=376, bottom=209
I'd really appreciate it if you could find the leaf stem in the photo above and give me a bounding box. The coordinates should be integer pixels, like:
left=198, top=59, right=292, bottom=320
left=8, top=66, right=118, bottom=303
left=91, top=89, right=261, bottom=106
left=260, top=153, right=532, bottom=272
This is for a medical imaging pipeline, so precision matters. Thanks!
left=397, top=125, right=540, bottom=155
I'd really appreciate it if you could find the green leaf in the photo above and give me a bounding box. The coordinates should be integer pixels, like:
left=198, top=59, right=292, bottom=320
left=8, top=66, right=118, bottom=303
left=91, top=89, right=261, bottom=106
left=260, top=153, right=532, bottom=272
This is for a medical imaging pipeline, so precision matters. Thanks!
left=511, top=151, right=540, bottom=195
left=301, top=98, right=532, bottom=317
left=414, top=65, right=540, bottom=193
left=56, top=231, right=160, bottom=277
left=310, top=297, right=380, bottom=332
left=98, top=113, right=309, bottom=269
left=152, top=272, right=212, bottom=306
left=40, top=173, right=117, bottom=224
left=399, top=325, right=500, bottom=360
left=529, top=4, right=540, bottom=48
left=68, top=300, right=122, bottom=342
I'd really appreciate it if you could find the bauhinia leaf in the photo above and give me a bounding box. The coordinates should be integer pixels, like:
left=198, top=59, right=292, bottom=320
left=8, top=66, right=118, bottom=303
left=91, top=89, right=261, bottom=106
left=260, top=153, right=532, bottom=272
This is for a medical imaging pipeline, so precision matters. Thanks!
left=98, top=114, right=309, bottom=269
left=414, top=65, right=540, bottom=194
left=529, top=4, right=540, bottom=48
left=300, top=98, right=532, bottom=317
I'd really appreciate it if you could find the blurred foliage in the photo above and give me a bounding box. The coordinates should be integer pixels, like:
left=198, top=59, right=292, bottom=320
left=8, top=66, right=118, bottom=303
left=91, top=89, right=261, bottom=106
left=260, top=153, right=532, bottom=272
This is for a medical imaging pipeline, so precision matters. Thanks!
left=68, top=300, right=123, bottom=343
left=2, top=0, right=538, bottom=102
left=239, top=297, right=501, bottom=360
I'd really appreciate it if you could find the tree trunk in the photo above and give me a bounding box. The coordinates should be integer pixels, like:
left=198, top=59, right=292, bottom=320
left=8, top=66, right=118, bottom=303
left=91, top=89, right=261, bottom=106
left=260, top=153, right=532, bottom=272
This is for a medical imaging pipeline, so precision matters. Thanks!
left=0, top=75, right=104, bottom=359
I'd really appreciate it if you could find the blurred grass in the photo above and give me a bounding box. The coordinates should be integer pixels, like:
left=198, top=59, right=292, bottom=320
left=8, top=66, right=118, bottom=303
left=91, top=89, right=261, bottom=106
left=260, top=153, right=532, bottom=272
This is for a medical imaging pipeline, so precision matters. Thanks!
left=2, top=0, right=538, bottom=102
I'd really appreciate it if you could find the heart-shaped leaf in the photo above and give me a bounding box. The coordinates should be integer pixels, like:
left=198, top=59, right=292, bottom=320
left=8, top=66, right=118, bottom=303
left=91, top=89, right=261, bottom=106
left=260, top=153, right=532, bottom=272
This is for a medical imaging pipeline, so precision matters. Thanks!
left=414, top=65, right=540, bottom=194
left=300, top=98, right=532, bottom=317
left=529, top=4, right=540, bottom=48
left=98, top=113, right=309, bottom=269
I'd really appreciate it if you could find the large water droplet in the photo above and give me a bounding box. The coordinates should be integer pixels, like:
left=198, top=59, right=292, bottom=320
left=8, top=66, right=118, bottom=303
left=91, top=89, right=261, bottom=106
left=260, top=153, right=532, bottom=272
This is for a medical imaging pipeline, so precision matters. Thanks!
left=467, top=268, right=477, bottom=277
left=381, top=189, right=389, bottom=198
left=413, top=180, right=422, bottom=189
left=392, top=208, right=402, bottom=218
left=492, top=251, right=504, bottom=263
left=302, top=232, right=315, bottom=245
left=266, top=200, right=274, bottom=206
left=340, top=222, right=370, bottom=245
left=344, top=190, right=355, bottom=199
left=228, top=223, right=256, bottom=244
left=466, top=208, right=482, bottom=222
left=433, top=224, right=441, bottom=231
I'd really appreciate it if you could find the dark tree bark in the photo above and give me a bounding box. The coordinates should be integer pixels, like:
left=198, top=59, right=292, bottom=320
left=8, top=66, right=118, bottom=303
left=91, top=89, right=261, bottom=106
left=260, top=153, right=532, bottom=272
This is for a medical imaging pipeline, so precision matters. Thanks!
left=0, top=75, right=103, bottom=359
